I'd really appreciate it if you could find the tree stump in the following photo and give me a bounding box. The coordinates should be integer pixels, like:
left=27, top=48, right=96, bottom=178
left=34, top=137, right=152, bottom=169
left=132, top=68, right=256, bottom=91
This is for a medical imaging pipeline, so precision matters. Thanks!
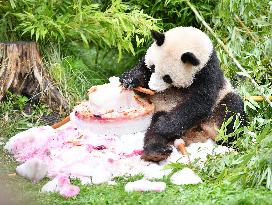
left=0, top=42, right=69, bottom=112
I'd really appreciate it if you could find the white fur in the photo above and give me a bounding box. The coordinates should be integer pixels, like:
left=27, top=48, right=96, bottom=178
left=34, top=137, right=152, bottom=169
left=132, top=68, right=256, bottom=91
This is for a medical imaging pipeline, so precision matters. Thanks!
left=148, top=73, right=170, bottom=91
left=215, top=78, right=234, bottom=106
left=145, top=27, right=213, bottom=91
left=150, top=87, right=186, bottom=112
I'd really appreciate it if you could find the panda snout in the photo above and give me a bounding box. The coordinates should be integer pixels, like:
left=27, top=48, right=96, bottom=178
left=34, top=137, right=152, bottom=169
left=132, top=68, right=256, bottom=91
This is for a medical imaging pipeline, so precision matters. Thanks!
left=150, top=64, right=155, bottom=73
left=148, top=73, right=171, bottom=92
left=162, top=75, right=173, bottom=84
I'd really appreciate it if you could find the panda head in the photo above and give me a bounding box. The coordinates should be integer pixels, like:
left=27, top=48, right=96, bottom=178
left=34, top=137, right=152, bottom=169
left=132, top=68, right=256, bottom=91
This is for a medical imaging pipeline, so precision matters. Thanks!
left=145, top=27, right=213, bottom=92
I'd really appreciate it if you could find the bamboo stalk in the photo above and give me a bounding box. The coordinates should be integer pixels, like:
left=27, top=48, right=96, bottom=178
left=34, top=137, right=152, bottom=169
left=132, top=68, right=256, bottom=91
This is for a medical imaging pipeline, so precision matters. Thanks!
left=244, top=96, right=272, bottom=102
left=234, top=14, right=257, bottom=42
left=185, top=0, right=272, bottom=107
left=134, top=87, right=155, bottom=95
left=51, top=115, right=70, bottom=129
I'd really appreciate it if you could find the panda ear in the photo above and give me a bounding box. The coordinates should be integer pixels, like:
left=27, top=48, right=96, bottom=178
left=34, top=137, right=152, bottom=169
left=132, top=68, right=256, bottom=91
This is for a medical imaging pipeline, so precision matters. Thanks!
left=151, top=30, right=165, bottom=46
left=181, top=52, right=200, bottom=66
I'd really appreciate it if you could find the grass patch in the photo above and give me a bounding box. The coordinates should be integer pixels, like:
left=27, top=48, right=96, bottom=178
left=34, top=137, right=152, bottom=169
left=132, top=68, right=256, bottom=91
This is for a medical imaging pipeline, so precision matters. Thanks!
left=1, top=141, right=272, bottom=205
left=1, top=152, right=272, bottom=205
left=43, top=45, right=140, bottom=108
left=41, top=182, right=272, bottom=205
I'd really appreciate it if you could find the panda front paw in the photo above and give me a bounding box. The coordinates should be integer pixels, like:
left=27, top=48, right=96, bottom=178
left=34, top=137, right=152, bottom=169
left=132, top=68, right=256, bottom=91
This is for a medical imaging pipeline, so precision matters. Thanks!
left=120, top=56, right=151, bottom=89
left=120, top=71, right=141, bottom=89
left=153, top=114, right=182, bottom=138
left=141, top=143, right=172, bottom=162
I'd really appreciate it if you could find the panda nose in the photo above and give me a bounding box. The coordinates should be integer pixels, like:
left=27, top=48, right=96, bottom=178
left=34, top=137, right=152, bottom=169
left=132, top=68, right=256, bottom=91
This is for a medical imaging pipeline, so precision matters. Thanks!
left=150, top=65, right=155, bottom=73
left=162, top=75, right=173, bottom=84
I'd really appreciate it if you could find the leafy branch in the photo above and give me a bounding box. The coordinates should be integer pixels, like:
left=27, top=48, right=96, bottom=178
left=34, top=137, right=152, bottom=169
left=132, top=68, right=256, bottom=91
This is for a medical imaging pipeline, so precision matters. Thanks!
left=0, top=0, right=158, bottom=58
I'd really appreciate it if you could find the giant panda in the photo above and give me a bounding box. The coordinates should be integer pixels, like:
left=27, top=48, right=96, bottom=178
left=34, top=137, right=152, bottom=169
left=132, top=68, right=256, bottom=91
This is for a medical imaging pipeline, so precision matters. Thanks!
left=120, top=26, right=246, bottom=162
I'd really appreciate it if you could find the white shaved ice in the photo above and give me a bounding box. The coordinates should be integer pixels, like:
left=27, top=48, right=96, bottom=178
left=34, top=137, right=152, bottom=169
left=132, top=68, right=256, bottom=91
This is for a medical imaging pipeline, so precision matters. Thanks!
left=5, top=120, right=232, bottom=197
left=125, top=179, right=166, bottom=192
left=170, top=168, right=202, bottom=185
left=174, top=138, right=185, bottom=147
left=142, top=163, right=171, bottom=180
left=16, top=158, right=48, bottom=183
left=91, top=169, right=112, bottom=185
left=41, top=178, right=60, bottom=193
left=89, top=76, right=141, bottom=113
left=5, top=122, right=232, bottom=197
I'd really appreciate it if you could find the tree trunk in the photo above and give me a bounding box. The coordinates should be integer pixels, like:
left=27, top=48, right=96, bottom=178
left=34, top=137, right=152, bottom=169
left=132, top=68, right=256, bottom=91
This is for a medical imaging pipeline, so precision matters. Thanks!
left=0, top=42, right=68, bottom=112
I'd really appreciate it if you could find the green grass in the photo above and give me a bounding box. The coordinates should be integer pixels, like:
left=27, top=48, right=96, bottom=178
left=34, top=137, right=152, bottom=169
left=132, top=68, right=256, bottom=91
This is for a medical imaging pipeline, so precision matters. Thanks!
left=37, top=181, right=272, bottom=205
left=1, top=151, right=272, bottom=205
left=1, top=145, right=272, bottom=205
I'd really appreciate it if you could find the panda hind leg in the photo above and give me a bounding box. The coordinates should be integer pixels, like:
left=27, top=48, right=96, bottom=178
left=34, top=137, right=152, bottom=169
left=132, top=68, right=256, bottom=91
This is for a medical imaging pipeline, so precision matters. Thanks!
left=212, top=92, right=246, bottom=146
left=181, top=122, right=218, bottom=146
left=182, top=92, right=245, bottom=146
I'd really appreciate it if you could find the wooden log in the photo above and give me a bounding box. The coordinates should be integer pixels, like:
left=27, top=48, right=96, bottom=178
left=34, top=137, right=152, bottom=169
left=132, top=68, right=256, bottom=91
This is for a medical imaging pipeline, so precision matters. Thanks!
left=0, top=42, right=68, bottom=112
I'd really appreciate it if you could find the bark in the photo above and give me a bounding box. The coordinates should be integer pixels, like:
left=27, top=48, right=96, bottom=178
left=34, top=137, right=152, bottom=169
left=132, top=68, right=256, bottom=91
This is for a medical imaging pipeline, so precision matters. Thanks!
left=0, top=42, right=68, bottom=112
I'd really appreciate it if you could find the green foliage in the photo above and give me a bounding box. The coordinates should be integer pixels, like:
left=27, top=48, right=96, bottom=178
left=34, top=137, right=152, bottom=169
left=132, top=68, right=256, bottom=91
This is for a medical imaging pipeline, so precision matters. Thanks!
left=0, top=92, right=52, bottom=138
left=120, top=0, right=217, bottom=30
left=201, top=114, right=272, bottom=190
left=16, top=95, right=29, bottom=111
left=215, top=115, right=244, bottom=145
left=212, top=0, right=272, bottom=83
left=0, top=0, right=158, bottom=58
left=44, top=44, right=138, bottom=106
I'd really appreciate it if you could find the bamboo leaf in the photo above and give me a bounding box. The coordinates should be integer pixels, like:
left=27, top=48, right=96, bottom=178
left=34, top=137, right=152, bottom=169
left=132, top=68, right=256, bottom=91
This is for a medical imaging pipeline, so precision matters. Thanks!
left=80, top=32, right=89, bottom=46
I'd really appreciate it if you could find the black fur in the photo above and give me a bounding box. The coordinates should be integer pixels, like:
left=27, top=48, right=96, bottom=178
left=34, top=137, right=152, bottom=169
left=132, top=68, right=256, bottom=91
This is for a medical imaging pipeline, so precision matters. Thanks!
left=181, top=52, right=200, bottom=66
left=141, top=111, right=173, bottom=162
left=162, top=75, right=173, bottom=84
left=152, top=50, right=224, bottom=139
left=119, top=56, right=151, bottom=89
left=150, top=64, right=155, bottom=73
left=151, top=30, right=165, bottom=46
left=120, top=50, right=245, bottom=161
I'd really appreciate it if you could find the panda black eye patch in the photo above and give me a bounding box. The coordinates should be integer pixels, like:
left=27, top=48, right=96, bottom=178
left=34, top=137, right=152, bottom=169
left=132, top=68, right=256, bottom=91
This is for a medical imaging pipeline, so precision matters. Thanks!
left=162, top=75, right=173, bottom=84
left=181, top=52, right=200, bottom=66
left=150, top=64, right=155, bottom=73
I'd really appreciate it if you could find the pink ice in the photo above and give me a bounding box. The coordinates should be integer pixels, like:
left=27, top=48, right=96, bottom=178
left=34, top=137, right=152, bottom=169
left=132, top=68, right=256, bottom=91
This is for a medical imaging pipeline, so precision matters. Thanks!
left=4, top=121, right=231, bottom=198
